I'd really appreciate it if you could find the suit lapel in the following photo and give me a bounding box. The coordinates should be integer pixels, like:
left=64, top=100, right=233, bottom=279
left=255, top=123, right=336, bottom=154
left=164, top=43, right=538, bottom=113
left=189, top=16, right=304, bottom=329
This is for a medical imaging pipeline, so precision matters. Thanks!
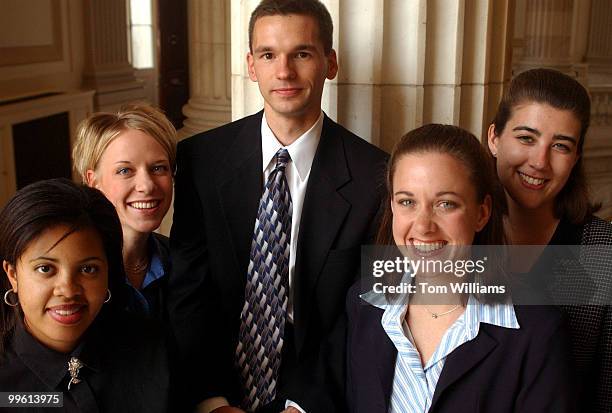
left=217, top=112, right=263, bottom=293
left=357, top=304, right=397, bottom=412
left=293, top=116, right=351, bottom=354
left=429, top=329, right=498, bottom=409
left=375, top=312, right=397, bottom=412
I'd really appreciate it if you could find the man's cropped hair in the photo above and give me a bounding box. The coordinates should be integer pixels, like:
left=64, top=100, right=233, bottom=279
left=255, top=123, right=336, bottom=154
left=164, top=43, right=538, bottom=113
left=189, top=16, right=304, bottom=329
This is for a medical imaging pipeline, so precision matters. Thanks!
left=249, top=0, right=334, bottom=55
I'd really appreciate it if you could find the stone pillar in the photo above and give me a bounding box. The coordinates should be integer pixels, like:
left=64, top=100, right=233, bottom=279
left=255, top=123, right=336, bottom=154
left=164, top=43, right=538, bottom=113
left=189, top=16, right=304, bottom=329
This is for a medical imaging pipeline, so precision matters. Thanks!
left=514, top=0, right=573, bottom=71
left=586, top=0, right=612, bottom=77
left=424, top=0, right=514, bottom=147
left=159, top=0, right=232, bottom=235
left=231, top=0, right=262, bottom=120
left=584, top=0, right=612, bottom=220
left=180, top=0, right=232, bottom=139
left=584, top=0, right=612, bottom=126
left=82, top=0, right=146, bottom=111
left=512, top=0, right=592, bottom=80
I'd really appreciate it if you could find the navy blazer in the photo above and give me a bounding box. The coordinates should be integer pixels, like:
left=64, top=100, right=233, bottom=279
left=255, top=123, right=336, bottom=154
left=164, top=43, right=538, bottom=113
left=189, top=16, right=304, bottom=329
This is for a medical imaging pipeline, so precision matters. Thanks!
left=346, top=286, right=576, bottom=413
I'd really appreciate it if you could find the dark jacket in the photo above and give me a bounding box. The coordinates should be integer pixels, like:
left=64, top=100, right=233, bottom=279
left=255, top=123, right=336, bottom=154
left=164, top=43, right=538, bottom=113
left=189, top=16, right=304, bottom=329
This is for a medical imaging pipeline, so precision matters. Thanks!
left=529, top=216, right=612, bottom=412
left=0, top=312, right=169, bottom=413
left=346, top=286, right=575, bottom=413
left=168, top=111, right=388, bottom=412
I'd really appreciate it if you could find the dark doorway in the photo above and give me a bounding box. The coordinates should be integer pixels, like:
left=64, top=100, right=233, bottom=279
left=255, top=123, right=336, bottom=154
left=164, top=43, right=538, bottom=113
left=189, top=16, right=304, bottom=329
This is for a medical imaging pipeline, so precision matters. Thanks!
left=158, top=0, right=189, bottom=130
left=12, top=112, right=72, bottom=189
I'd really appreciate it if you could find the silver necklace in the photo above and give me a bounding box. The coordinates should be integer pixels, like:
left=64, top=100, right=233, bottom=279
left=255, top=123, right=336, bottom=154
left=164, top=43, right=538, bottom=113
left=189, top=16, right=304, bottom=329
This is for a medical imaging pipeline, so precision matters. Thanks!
left=424, top=304, right=461, bottom=319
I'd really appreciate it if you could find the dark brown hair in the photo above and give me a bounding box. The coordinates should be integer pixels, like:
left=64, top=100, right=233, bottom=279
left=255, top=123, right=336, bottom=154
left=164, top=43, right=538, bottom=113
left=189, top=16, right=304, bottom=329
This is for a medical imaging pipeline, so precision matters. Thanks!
left=249, top=0, right=334, bottom=55
left=377, top=124, right=506, bottom=247
left=489, top=68, right=596, bottom=223
left=0, top=179, right=126, bottom=355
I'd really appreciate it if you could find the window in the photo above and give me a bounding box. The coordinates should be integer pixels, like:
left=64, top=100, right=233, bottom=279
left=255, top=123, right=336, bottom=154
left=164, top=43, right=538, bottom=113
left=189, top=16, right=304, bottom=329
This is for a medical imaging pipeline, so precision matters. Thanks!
left=128, top=0, right=154, bottom=69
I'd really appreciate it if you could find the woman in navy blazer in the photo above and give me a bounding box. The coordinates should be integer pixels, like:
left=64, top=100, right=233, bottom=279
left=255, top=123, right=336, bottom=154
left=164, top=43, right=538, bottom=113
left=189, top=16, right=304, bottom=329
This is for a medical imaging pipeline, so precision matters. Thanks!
left=346, top=124, right=574, bottom=412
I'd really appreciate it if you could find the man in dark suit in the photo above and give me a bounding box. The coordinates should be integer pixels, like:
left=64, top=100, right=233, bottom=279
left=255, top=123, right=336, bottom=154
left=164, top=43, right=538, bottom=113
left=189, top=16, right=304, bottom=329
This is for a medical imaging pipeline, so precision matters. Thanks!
left=168, top=1, right=387, bottom=412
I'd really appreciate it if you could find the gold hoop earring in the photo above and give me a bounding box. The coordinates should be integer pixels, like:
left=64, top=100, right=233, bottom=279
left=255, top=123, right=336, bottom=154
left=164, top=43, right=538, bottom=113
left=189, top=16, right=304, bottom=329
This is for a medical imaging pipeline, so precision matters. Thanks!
left=3, top=289, right=18, bottom=307
left=104, top=289, right=111, bottom=303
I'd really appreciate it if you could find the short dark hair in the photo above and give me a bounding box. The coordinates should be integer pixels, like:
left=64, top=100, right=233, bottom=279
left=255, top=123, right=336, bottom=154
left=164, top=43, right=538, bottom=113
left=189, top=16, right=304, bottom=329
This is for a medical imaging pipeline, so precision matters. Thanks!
left=248, top=0, right=334, bottom=55
left=489, top=68, right=597, bottom=223
left=0, top=179, right=126, bottom=354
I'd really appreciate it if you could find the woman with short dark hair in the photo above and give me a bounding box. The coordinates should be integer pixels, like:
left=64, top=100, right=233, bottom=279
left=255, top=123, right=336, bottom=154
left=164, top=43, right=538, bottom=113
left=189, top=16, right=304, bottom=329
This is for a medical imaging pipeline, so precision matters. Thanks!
left=0, top=179, right=169, bottom=412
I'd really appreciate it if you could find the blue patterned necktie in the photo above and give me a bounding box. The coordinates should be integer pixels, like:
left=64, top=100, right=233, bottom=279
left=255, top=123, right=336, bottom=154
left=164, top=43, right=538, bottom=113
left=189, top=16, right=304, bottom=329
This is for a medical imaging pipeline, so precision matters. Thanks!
left=236, top=148, right=292, bottom=411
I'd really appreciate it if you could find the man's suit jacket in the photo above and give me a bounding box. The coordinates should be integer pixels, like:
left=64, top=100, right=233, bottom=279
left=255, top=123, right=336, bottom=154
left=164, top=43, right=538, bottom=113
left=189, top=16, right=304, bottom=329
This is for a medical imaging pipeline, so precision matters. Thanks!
left=169, top=111, right=388, bottom=412
left=346, top=287, right=576, bottom=413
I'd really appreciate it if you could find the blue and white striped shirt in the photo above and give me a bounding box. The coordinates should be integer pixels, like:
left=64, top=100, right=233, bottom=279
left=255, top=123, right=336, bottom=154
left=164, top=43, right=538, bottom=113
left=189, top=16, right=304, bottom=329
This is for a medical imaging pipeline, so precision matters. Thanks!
left=361, top=291, right=519, bottom=412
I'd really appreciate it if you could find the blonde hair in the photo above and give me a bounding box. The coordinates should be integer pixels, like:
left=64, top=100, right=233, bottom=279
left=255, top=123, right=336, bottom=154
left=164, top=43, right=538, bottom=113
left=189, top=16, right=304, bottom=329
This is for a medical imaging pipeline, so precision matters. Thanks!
left=72, top=103, right=177, bottom=182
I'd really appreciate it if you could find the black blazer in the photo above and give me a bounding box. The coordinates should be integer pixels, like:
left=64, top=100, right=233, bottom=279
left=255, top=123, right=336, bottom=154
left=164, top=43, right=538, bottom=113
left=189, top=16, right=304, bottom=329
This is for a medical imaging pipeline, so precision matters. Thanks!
left=346, top=287, right=576, bottom=413
left=168, top=111, right=388, bottom=412
left=527, top=216, right=612, bottom=412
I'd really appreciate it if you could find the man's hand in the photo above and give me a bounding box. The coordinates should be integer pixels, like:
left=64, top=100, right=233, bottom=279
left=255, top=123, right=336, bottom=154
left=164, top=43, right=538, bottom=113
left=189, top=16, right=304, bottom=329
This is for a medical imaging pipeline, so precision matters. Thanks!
left=210, top=407, right=246, bottom=413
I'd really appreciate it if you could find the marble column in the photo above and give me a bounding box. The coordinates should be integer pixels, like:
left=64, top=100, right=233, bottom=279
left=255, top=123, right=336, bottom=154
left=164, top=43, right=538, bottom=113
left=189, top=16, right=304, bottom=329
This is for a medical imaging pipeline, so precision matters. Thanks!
left=231, top=0, right=264, bottom=121
left=159, top=0, right=232, bottom=235
left=82, top=0, right=146, bottom=111
left=180, top=0, right=232, bottom=139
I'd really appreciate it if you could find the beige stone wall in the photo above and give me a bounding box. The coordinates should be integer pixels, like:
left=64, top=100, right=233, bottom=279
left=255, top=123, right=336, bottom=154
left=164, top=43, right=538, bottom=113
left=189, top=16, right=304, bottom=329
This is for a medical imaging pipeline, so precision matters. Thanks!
left=0, top=0, right=85, bottom=101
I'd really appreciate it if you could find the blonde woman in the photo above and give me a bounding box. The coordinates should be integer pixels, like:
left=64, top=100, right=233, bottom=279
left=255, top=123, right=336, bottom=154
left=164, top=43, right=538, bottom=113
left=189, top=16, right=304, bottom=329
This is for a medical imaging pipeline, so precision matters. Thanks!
left=73, top=103, right=176, bottom=320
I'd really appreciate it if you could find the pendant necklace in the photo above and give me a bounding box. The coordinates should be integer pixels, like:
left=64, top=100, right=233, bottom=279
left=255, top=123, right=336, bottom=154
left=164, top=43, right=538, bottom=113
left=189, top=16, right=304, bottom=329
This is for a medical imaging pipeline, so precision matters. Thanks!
left=424, top=304, right=461, bottom=319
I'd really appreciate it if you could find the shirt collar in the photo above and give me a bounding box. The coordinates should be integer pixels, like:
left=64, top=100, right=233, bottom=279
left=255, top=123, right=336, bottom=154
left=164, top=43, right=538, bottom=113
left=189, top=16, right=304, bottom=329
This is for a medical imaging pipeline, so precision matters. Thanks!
left=462, top=294, right=520, bottom=339
left=260, top=111, right=323, bottom=181
left=142, top=236, right=165, bottom=289
left=361, top=279, right=520, bottom=334
left=13, top=319, right=97, bottom=390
